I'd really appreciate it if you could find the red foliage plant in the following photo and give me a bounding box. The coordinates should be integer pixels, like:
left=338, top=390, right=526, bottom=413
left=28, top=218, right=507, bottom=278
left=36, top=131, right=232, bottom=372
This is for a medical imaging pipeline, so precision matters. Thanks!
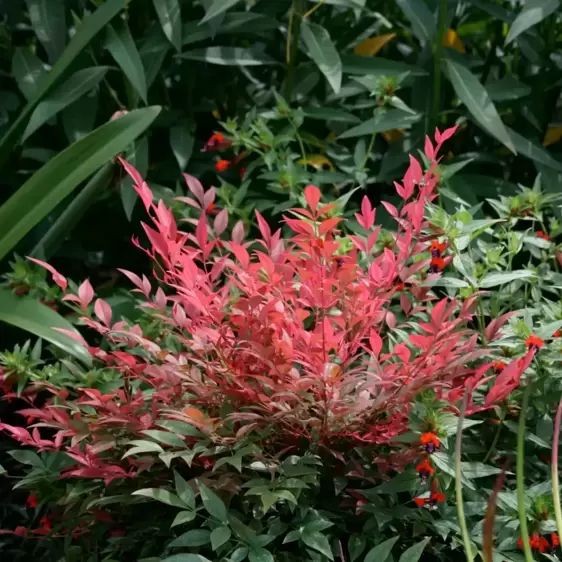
left=1, top=127, right=530, bottom=483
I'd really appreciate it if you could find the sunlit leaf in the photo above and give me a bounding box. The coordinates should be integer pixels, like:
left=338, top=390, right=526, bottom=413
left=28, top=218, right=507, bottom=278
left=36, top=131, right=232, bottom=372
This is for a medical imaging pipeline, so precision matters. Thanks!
left=505, top=0, right=559, bottom=45
left=179, top=46, right=276, bottom=65
left=395, top=0, right=435, bottom=43
left=152, top=0, right=182, bottom=51
left=353, top=33, right=396, bottom=56
left=443, top=29, right=465, bottom=53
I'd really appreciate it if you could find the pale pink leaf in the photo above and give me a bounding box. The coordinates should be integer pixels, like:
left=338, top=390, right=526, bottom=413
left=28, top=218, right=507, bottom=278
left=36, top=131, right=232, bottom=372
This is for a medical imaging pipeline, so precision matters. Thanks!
left=27, top=257, right=67, bottom=291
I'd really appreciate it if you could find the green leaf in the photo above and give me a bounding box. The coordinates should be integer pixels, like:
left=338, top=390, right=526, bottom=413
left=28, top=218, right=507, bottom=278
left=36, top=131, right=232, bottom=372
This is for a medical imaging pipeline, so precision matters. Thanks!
left=0, top=289, right=91, bottom=365
left=0, top=106, right=160, bottom=262
left=398, top=537, right=431, bottom=562
left=300, top=20, right=342, bottom=94
left=486, top=76, right=531, bottom=102
left=443, top=58, right=515, bottom=154
left=170, top=529, right=211, bottom=548
left=395, top=0, right=435, bottom=43
left=479, top=270, right=536, bottom=288
left=22, top=66, right=109, bottom=141
left=105, top=20, right=147, bottom=103
left=301, top=531, right=333, bottom=560
left=141, top=430, right=186, bottom=448
left=248, top=549, right=274, bottom=562
left=198, top=480, right=228, bottom=521
left=152, top=0, right=182, bottom=51
left=365, top=537, right=399, bottom=562
left=25, top=0, right=66, bottom=63
left=123, top=440, right=164, bottom=458
left=505, top=0, right=559, bottom=45
left=370, top=471, right=420, bottom=494
left=0, top=0, right=128, bottom=170
left=12, top=47, right=47, bottom=100
left=132, top=488, right=188, bottom=509
left=170, top=125, right=194, bottom=171
left=201, top=0, right=242, bottom=24
left=341, top=55, right=427, bottom=77
left=139, top=27, right=170, bottom=89
left=506, top=127, right=562, bottom=172
left=338, top=109, right=420, bottom=139
left=171, top=510, right=196, bottom=527
left=157, top=420, right=204, bottom=437
left=460, top=462, right=502, bottom=479
left=211, top=526, right=232, bottom=550
left=8, top=449, right=45, bottom=468
left=230, top=547, right=249, bottom=562
left=179, top=46, right=276, bottom=66
left=62, top=88, right=99, bottom=143
left=174, top=471, right=195, bottom=509
left=31, top=162, right=113, bottom=260
left=162, top=554, right=211, bottom=562
left=301, top=107, right=360, bottom=123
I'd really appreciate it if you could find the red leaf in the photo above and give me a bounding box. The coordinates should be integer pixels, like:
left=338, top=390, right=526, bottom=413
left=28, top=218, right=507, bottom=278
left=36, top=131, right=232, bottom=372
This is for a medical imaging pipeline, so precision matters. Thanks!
left=304, top=185, right=321, bottom=212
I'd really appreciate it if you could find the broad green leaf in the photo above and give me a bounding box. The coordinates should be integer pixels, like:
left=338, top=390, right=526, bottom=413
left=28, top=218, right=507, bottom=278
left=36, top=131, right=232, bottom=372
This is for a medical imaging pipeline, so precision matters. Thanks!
left=140, top=27, right=170, bottom=88
left=179, top=46, right=276, bottom=66
left=444, top=58, right=515, bottom=153
left=12, top=47, right=47, bottom=100
left=171, top=511, right=196, bottom=527
left=338, top=109, right=420, bottom=139
left=106, top=20, right=147, bottom=103
left=486, top=76, right=531, bottom=102
left=141, top=430, right=186, bottom=447
left=230, top=547, right=249, bottom=562
left=198, top=480, right=228, bottom=521
left=395, top=0, right=435, bottom=43
left=157, top=420, right=204, bottom=437
left=0, top=289, right=91, bottom=365
left=301, top=107, right=360, bottom=123
left=8, top=449, right=45, bottom=468
left=152, top=0, right=182, bottom=51
left=341, top=54, right=427, bottom=76
left=0, top=0, right=128, bottom=170
left=62, top=88, right=99, bottom=143
left=301, top=531, right=334, bottom=560
left=398, top=537, right=431, bottom=562
left=123, top=440, right=164, bottom=458
left=132, top=488, right=188, bottom=509
left=300, top=20, right=342, bottom=94
left=174, top=471, right=195, bottom=509
left=365, top=537, right=399, bottom=562
left=248, top=549, right=274, bottom=562
left=479, top=270, right=536, bottom=288
left=161, top=556, right=211, bottom=562
left=22, top=66, right=109, bottom=141
left=31, top=162, right=113, bottom=260
left=25, top=0, right=66, bottom=63
left=201, top=0, right=242, bottom=24
left=211, top=526, right=232, bottom=550
left=170, top=125, right=195, bottom=171
left=505, top=0, right=559, bottom=45
left=0, top=106, right=160, bottom=262
left=370, top=471, right=419, bottom=494
left=460, top=462, right=502, bottom=479
left=170, top=529, right=211, bottom=548
left=506, top=127, right=562, bottom=172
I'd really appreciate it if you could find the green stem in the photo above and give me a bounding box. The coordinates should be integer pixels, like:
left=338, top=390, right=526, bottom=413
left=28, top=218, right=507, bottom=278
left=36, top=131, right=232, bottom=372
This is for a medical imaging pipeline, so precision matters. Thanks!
left=359, top=130, right=377, bottom=178
left=552, top=399, right=562, bottom=543
left=285, top=0, right=306, bottom=101
left=456, top=391, right=474, bottom=562
left=483, top=411, right=505, bottom=464
left=431, top=0, right=447, bottom=128
left=517, top=384, right=534, bottom=562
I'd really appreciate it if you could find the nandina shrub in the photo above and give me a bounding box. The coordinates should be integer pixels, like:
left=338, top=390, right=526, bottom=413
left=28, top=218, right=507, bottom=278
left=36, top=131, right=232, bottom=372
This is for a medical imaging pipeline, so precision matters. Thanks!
left=0, top=128, right=533, bottom=561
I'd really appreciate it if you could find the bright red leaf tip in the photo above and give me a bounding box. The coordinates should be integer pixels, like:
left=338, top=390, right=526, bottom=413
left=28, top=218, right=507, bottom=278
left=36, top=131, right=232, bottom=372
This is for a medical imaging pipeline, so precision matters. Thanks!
left=413, top=497, right=427, bottom=508
left=304, top=185, right=321, bottom=213
left=525, top=334, right=544, bottom=349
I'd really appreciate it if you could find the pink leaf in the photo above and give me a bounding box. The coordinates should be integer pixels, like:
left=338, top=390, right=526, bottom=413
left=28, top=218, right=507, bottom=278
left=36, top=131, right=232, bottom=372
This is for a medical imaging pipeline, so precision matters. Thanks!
left=304, top=185, right=321, bottom=212
left=424, top=136, right=435, bottom=160
left=232, top=221, right=245, bottom=243
left=94, top=299, right=112, bottom=327
left=369, top=329, right=383, bottom=357
left=183, top=173, right=205, bottom=206
left=27, top=257, right=67, bottom=291
left=255, top=210, right=271, bottom=245
left=213, top=209, right=228, bottom=236
left=77, top=279, right=94, bottom=309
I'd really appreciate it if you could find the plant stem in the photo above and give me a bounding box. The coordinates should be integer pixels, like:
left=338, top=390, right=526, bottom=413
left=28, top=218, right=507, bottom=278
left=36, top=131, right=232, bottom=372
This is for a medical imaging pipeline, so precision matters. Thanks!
left=303, top=0, right=326, bottom=19
left=483, top=410, right=505, bottom=464
left=517, top=383, right=534, bottom=562
left=285, top=0, right=306, bottom=101
left=431, top=0, right=447, bottom=129
left=456, top=391, right=474, bottom=562
left=552, top=399, right=562, bottom=543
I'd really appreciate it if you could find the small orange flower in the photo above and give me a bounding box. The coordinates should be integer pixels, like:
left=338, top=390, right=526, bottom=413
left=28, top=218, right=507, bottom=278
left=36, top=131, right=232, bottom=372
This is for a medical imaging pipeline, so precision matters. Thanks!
left=525, top=334, right=544, bottom=350
left=202, top=132, right=232, bottom=152
left=552, top=533, right=560, bottom=547
left=416, top=459, right=435, bottom=482
left=206, top=202, right=219, bottom=215
left=215, top=159, right=231, bottom=172
left=420, top=432, right=440, bottom=453
left=429, top=240, right=446, bottom=254
left=429, top=256, right=445, bottom=273
left=430, top=491, right=446, bottom=503
left=538, top=536, right=550, bottom=552
left=536, top=230, right=550, bottom=241
left=492, top=361, right=507, bottom=373
left=413, top=497, right=427, bottom=508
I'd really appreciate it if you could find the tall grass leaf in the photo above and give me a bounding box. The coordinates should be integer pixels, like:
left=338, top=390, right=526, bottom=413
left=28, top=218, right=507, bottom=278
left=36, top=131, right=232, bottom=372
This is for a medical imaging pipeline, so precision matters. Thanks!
left=152, top=0, right=182, bottom=51
left=505, top=0, right=559, bottom=45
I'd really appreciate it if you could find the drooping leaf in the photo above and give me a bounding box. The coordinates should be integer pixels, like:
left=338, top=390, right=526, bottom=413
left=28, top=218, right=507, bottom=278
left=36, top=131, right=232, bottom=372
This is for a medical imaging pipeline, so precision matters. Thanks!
left=132, top=488, right=188, bottom=509
left=152, top=0, right=182, bottom=51
left=0, top=106, right=160, bottom=262
left=170, top=125, right=195, bottom=171
left=174, top=471, right=195, bottom=510
left=0, top=0, right=129, bottom=170
left=338, top=109, right=420, bottom=139
left=12, top=47, right=47, bottom=100
left=353, top=34, right=396, bottom=56
left=210, top=526, right=232, bottom=550
left=0, top=289, right=91, bottom=365
left=197, top=480, right=228, bottom=521
left=200, top=0, right=242, bottom=24
left=506, top=127, right=562, bottom=172
left=22, top=66, right=109, bottom=141
left=395, top=0, right=436, bottom=44
left=443, top=58, right=515, bottom=153
left=300, top=20, right=342, bottom=94
left=365, top=537, right=399, bottom=562
left=105, top=20, right=147, bottom=103
left=24, top=0, right=66, bottom=63
left=479, top=270, right=536, bottom=288
left=169, top=529, right=211, bottom=548
left=301, top=531, right=334, bottom=560
left=179, top=46, right=276, bottom=66
left=398, top=537, right=431, bottom=562
left=505, top=0, right=559, bottom=45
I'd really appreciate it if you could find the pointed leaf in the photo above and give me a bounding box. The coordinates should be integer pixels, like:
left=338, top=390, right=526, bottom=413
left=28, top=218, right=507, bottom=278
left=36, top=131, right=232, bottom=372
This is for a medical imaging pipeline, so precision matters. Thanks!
left=105, top=20, right=147, bottom=103
left=211, top=526, right=232, bottom=550
left=444, top=58, right=515, bottom=153
left=301, top=531, right=333, bottom=560
left=179, top=46, right=276, bottom=66
left=341, top=54, right=427, bottom=76
left=507, top=127, right=562, bottom=172
left=398, top=538, right=431, bottom=562
left=12, top=48, right=47, bottom=100
left=365, top=537, right=399, bottom=562
left=22, top=67, right=109, bottom=141
left=248, top=549, right=274, bottom=562
left=0, top=289, right=91, bottom=365
left=479, top=270, right=536, bottom=288
left=170, top=125, right=195, bottom=171
left=152, top=0, right=182, bottom=51
left=174, top=471, right=195, bottom=509
left=0, top=106, right=160, bottom=262
left=132, top=488, right=188, bottom=509
left=395, top=0, right=435, bottom=43
left=201, top=0, right=242, bottom=24
left=338, top=109, right=420, bottom=139
left=354, top=34, right=396, bottom=56
left=198, top=480, right=228, bottom=521
left=505, top=0, right=559, bottom=45
left=170, top=529, right=211, bottom=548
left=301, top=20, right=342, bottom=94
left=25, top=0, right=66, bottom=63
